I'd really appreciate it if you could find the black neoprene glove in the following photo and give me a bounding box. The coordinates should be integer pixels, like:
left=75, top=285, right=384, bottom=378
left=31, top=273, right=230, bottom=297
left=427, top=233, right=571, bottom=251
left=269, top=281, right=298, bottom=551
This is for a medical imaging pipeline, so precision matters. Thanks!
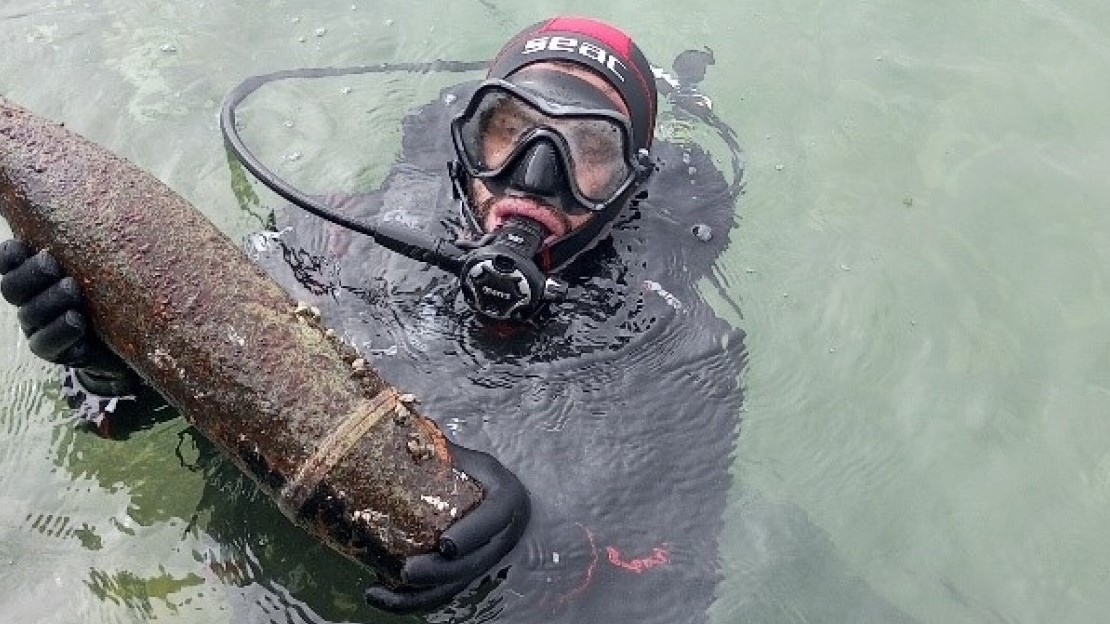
left=0, top=239, right=136, bottom=396
left=364, top=441, right=531, bottom=613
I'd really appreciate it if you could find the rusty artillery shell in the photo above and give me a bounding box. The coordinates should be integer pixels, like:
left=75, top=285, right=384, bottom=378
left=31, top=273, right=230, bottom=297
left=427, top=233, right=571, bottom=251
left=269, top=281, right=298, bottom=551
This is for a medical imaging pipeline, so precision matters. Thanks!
left=0, top=96, right=482, bottom=579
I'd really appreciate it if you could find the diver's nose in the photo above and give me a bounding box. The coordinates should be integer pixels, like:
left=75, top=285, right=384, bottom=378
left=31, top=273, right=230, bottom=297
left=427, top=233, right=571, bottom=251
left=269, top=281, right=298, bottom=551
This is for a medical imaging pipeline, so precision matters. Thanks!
left=509, top=140, right=566, bottom=196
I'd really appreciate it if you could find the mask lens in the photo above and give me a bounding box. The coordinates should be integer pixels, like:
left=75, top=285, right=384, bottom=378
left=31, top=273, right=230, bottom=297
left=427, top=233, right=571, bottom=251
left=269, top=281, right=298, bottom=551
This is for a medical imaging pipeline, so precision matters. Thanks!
left=561, top=118, right=629, bottom=201
left=457, top=87, right=633, bottom=205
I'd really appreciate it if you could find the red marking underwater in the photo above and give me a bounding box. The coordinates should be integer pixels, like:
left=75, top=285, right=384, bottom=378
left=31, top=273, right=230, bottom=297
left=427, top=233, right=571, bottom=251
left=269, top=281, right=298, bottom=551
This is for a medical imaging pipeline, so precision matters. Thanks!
left=552, top=525, right=672, bottom=607
left=606, top=546, right=670, bottom=573
left=555, top=523, right=600, bottom=606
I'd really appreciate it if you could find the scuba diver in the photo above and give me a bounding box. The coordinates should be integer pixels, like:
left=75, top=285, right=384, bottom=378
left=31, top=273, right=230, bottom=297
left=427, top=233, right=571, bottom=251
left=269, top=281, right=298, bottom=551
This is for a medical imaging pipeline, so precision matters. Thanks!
left=0, top=16, right=745, bottom=622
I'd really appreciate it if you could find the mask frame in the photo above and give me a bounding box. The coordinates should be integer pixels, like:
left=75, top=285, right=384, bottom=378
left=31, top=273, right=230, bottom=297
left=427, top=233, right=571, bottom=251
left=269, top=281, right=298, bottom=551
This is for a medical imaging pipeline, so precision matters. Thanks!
left=451, top=79, right=653, bottom=215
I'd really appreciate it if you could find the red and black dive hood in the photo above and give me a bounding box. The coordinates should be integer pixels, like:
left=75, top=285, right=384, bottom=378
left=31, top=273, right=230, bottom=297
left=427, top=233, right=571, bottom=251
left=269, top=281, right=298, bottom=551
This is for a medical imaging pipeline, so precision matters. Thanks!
left=449, top=17, right=660, bottom=273
left=486, top=16, right=658, bottom=152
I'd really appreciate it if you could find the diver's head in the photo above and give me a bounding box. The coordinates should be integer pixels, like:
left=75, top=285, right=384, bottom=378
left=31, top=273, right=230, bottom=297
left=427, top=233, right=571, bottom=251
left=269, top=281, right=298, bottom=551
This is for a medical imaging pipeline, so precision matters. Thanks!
left=451, top=17, right=658, bottom=272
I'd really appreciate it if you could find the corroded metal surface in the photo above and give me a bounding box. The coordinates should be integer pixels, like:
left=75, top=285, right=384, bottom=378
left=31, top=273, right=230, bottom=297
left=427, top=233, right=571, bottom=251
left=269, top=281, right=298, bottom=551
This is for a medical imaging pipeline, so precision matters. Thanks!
left=0, top=96, right=481, bottom=578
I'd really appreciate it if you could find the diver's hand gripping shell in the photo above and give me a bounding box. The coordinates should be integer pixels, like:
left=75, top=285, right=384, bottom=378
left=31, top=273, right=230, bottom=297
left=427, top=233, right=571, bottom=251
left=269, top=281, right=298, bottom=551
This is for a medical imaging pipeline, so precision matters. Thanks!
left=364, top=440, right=531, bottom=613
left=0, top=240, right=136, bottom=395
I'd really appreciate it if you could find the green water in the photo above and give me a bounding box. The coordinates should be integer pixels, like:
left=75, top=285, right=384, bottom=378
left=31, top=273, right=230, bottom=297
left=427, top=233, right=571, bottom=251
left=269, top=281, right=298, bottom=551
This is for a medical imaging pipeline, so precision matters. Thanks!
left=3, top=1, right=1110, bottom=622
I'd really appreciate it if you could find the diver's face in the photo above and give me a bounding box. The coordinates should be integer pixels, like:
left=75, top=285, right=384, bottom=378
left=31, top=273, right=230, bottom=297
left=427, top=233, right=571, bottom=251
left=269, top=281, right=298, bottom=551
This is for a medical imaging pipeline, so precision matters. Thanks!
left=469, top=62, right=630, bottom=246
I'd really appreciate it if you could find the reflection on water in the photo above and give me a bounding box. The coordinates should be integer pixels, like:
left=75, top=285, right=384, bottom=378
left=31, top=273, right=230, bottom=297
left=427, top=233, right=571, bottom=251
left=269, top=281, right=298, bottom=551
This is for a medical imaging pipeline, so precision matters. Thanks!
left=85, top=568, right=205, bottom=618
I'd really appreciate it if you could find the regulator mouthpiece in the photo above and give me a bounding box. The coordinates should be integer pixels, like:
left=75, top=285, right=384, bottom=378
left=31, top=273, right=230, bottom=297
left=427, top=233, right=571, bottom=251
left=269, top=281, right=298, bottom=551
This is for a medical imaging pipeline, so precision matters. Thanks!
left=459, top=216, right=567, bottom=321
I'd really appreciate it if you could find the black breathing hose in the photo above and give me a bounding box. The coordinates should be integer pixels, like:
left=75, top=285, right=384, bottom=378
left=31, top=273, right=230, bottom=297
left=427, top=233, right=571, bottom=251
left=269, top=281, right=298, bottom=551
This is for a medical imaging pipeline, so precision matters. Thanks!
left=218, top=61, right=487, bottom=272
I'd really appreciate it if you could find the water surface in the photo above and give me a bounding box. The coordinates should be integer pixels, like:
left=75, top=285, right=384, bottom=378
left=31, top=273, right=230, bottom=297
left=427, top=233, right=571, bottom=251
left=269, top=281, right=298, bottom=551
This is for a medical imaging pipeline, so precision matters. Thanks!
left=2, top=1, right=1109, bottom=623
